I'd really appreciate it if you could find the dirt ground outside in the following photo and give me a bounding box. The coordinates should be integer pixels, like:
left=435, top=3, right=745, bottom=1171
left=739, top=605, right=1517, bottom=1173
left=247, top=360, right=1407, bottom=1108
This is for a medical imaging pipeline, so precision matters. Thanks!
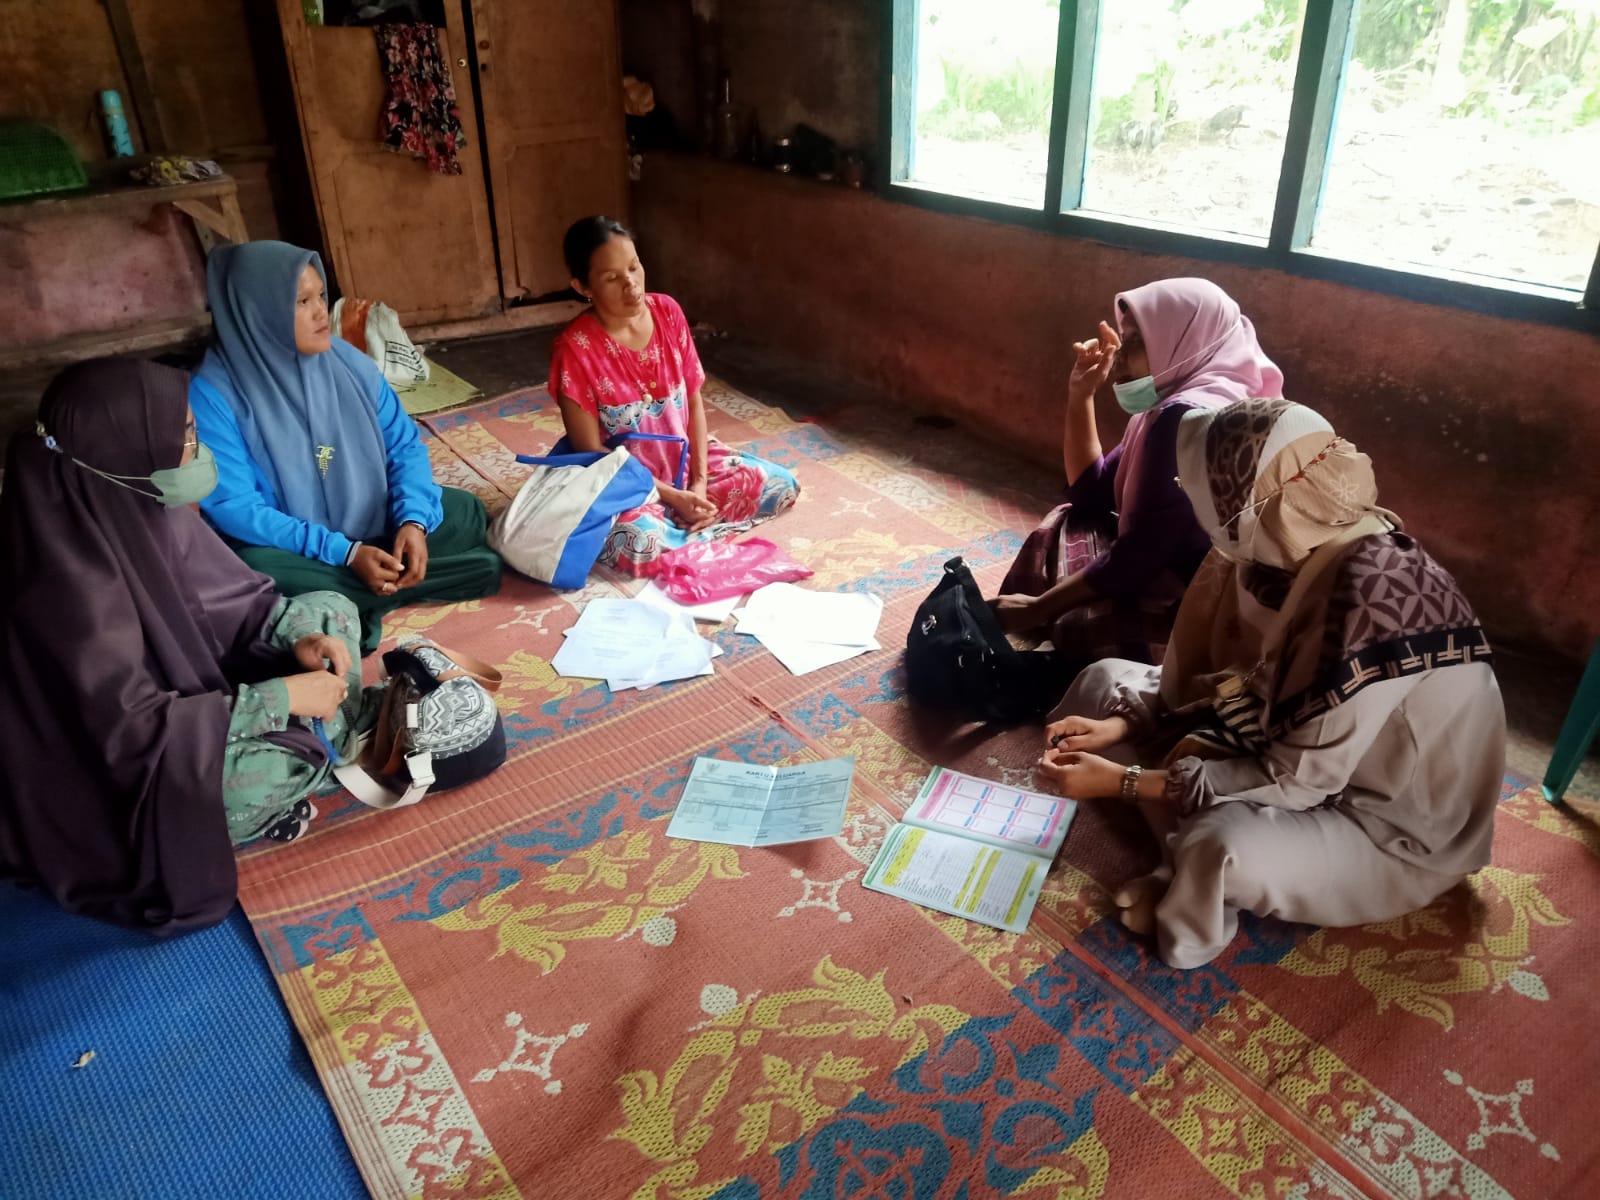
left=911, top=74, right=1600, bottom=294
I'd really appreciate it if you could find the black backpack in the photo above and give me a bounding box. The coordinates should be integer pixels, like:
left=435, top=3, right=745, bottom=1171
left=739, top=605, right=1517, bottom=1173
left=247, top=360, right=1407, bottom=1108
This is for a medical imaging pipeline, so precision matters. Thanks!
left=903, top=556, right=1063, bottom=724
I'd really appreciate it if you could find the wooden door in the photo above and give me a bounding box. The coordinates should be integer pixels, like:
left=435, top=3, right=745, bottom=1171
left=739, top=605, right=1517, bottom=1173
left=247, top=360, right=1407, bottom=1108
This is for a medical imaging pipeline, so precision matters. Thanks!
left=275, top=0, right=500, bottom=325
left=471, top=0, right=629, bottom=300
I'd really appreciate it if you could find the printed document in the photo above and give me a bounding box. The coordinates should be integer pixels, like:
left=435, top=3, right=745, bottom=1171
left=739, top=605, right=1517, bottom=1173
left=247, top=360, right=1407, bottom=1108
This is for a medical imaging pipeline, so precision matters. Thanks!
left=667, top=755, right=854, bottom=847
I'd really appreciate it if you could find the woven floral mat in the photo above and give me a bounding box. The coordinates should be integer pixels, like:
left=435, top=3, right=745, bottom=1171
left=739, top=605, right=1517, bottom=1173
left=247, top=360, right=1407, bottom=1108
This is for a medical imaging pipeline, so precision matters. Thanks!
left=234, top=379, right=1600, bottom=1199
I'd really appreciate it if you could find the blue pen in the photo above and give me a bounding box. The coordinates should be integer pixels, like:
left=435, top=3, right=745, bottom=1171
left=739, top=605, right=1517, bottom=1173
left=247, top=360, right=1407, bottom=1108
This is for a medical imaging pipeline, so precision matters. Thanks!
left=311, top=717, right=341, bottom=763
left=309, top=659, right=347, bottom=763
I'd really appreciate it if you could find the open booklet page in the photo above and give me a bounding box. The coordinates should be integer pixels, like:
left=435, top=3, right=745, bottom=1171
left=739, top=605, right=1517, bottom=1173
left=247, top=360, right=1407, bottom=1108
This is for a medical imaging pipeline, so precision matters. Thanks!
left=862, top=768, right=1076, bottom=932
left=862, top=825, right=1045, bottom=934
left=907, top=767, right=1075, bottom=858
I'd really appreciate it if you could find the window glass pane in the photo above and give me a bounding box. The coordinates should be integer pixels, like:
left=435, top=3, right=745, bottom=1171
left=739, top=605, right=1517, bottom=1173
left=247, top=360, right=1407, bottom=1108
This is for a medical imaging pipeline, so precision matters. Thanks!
left=1312, top=0, right=1600, bottom=292
left=1078, top=0, right=1307, bottom=238
left=905, top=0, right=1061, bottom=207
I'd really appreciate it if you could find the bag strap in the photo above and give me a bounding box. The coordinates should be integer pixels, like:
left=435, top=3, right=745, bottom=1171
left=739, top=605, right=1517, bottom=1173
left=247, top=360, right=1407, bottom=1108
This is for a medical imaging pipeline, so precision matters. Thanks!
left=377, top=683, right=415, bottom=789
left=328, top=678, right=419, bottom=809
left=514, top=450, right=609, bottom=467
left=518, top=434, right=688, bottom=488
left=607, top=432, right=689, bottom=489
left=416, top=639, right=504, bottom=692
left=330, top=675, right=433, bottom=810
left=333, top=755, right=434, bottom=809
left=383, top=640, right=503, bottom=692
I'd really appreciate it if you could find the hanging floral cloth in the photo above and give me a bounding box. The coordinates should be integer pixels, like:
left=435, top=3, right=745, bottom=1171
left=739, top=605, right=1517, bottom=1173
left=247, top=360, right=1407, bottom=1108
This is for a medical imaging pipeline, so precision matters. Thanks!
left=373, top=22, right=466, bottom=175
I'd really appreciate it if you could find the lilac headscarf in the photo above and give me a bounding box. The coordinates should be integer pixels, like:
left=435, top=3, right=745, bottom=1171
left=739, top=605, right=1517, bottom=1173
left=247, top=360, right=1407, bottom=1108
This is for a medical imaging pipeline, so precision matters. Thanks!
left=0, top=359, right=282, bottom=931
left=1106, top=278, right=1284, bottom=521
left=1115, top=277, right=1283, bottom=407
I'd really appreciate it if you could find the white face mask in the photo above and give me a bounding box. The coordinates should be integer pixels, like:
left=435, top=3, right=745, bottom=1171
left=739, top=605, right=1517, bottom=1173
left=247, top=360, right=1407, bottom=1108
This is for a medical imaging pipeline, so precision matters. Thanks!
left=1112, top=374, right=1160, bottom=414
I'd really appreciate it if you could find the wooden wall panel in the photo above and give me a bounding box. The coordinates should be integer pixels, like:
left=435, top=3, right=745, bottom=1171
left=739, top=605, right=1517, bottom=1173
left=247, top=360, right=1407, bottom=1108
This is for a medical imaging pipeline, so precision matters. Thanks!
left=0, top=1, right=136, bottom=160
left=0, top=207, right=206, bottom=346
left=475, top=0, right=628, bottom=298
left=124, top=0, right=270, bottom=153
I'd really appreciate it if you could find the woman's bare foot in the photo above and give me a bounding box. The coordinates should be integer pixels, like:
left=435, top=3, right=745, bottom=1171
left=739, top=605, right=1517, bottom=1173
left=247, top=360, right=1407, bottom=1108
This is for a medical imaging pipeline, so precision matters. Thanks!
left=1112, top=870, right=1171, bottom=936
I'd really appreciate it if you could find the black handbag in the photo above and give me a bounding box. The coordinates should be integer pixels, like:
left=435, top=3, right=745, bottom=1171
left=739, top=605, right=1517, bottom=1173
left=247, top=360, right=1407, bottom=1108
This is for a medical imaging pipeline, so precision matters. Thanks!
left=903, top=556, right=1062, bottom=724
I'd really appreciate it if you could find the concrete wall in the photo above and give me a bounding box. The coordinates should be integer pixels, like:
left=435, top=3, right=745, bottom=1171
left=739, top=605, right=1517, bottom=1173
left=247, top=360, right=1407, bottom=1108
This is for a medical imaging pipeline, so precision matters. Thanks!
left=0, top=209, right=208, bottom=346
left=634, top=153, right=1600, bottom=660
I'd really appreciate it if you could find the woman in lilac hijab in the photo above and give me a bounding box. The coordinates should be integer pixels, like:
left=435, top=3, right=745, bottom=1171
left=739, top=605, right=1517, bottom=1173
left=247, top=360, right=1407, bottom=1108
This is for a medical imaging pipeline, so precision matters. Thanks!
left=992, top=278, right=1283, bottom=688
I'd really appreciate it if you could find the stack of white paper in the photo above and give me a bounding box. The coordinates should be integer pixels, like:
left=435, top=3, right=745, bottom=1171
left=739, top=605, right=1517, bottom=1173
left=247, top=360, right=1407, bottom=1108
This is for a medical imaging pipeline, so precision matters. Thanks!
left=552, top=598, right=721, bottom=691
left=733, top=583, right=883, bottom=675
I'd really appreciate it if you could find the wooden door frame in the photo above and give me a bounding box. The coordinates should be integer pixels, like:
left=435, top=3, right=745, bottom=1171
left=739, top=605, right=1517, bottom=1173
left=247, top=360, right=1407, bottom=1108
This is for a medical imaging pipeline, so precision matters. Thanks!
left=468, top=0, right=520, bottom=302
left=273, top=0, right=501, bottom=325
left=468, top=0, right=629, bottom=302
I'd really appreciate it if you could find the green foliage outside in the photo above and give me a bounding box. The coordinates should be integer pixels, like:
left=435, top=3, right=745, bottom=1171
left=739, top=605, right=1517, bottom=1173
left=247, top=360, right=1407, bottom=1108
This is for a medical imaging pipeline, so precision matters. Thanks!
left=915, top=0, right=1600, bottom=143
left=916, top=0, right=1061, bottom=139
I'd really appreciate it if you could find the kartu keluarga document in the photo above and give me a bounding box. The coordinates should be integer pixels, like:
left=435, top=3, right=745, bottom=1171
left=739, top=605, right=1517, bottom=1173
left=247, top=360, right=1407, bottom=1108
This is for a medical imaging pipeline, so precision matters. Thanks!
left=862, top=767, right=1076, bottom=933
left=666, top=755, right=855, bottom=847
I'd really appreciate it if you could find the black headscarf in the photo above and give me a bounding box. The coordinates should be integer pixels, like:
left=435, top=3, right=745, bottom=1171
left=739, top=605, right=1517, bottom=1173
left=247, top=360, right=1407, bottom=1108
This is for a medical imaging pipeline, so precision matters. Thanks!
left=0, top=359, right=282, bottom=931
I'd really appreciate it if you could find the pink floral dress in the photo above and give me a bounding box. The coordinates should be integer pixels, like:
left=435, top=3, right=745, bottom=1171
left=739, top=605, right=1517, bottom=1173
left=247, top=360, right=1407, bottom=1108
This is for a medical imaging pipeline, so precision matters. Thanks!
left=547, top=294, right=800, bottom=574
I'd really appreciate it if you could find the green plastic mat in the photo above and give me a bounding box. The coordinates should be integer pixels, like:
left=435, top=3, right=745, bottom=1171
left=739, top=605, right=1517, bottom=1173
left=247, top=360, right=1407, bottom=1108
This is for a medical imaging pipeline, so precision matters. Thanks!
left=0, top=120, right=87, bottom=201
left=396, top=358, right=482, bottom=415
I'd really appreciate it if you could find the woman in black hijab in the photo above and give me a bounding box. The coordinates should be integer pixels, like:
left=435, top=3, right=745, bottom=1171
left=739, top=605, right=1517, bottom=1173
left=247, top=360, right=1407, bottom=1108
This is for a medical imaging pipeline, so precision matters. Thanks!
left=0, top=359, right=367, bottom=932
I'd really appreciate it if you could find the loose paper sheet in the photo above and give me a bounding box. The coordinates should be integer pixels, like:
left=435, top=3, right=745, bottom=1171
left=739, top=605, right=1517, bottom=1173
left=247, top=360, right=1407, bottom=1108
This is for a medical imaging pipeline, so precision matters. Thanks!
left=666, top=756, right=854, bottom=847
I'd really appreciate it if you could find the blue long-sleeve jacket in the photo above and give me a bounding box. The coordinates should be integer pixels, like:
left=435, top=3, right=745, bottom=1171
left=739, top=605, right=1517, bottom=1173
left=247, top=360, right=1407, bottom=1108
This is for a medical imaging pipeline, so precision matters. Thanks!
left=189, top=369, right=443, bottom=567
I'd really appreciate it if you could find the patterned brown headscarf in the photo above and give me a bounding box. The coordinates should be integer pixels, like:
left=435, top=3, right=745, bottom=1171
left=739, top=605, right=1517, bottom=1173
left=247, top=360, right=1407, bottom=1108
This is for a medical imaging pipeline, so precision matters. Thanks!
left=1160, top=400, right=1489, bottom=751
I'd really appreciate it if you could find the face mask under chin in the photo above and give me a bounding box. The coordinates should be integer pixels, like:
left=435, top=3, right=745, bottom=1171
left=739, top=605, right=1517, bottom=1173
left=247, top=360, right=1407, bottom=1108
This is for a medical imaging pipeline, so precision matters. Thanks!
left=1112, top=374, right=1160, bottom=414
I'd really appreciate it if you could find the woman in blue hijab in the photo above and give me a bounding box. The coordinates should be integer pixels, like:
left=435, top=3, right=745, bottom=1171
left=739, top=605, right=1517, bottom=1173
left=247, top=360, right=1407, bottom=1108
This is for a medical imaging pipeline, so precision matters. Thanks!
left=189, top=241, right=500, bottom=654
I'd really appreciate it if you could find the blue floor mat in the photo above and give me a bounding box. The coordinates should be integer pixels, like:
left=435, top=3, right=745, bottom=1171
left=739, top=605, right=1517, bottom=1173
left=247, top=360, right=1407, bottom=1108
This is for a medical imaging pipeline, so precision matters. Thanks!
left=0, top=885, right=364, bottom=1200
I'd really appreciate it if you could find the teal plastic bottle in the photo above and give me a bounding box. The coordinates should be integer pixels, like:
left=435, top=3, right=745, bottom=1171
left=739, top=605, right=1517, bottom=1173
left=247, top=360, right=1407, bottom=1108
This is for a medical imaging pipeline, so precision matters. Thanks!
left=100, top=90, right=134, bottom=157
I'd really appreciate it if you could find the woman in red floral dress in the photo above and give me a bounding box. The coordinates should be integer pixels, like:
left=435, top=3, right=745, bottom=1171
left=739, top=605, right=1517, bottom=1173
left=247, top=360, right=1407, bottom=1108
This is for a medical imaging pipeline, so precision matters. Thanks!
left=547, top=216, right=800, bottom=575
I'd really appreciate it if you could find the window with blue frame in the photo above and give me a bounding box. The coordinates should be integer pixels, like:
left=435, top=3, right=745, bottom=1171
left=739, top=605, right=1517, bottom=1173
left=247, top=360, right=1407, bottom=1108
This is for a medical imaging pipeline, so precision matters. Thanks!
left=886, top=0, right=1600, bottom=316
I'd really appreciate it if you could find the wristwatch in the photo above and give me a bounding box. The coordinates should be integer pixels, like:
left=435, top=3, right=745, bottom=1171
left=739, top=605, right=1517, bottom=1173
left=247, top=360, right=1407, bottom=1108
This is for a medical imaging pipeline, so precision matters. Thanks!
left=1120, top=764, right=1143, bottom=801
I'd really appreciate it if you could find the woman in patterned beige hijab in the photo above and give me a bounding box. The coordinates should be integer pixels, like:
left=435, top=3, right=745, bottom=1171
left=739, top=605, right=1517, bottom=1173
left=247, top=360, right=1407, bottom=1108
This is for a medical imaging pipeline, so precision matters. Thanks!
left=1036, top=399, right=1504, bottom=969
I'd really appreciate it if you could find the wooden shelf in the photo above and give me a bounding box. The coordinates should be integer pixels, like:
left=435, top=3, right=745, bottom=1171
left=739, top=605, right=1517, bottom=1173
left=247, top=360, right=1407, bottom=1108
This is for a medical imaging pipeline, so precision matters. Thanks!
left=0, top=176, right=249, bottom=244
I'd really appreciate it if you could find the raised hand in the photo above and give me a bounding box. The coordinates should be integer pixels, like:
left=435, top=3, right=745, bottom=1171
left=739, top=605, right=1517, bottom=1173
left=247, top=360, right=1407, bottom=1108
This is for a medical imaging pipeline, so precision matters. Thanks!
left=1067, top=320, right=1122, bottom=404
